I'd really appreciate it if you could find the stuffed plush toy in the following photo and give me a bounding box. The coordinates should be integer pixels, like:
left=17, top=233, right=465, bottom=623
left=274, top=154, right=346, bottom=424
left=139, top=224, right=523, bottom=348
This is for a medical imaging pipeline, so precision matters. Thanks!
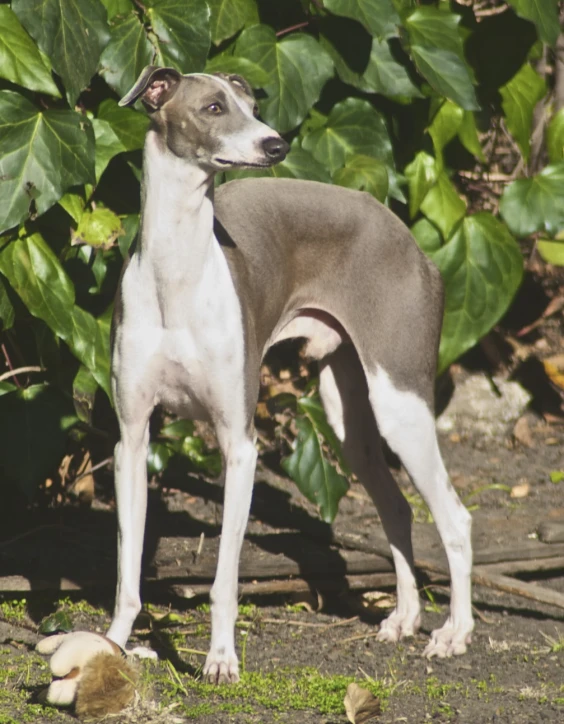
left=36, top=631, right=137, bottom=717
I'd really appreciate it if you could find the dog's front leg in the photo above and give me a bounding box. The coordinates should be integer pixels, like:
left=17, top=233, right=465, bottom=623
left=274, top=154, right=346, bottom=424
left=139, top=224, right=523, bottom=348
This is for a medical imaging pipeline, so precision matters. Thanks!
left=106, top=416, right=151, bottom=649
left=204, top=432, right=257, bottom=684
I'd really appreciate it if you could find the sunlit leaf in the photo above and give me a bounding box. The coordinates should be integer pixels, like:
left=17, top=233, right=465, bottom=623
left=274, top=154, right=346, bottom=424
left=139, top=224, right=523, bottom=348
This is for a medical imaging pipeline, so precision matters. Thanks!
left=499, top=163, right=564, bottom=237
left=420, top=171, right=466, bottom=240
left=333, top=154, right=389, bottom=202
left=500, top=62, right=546, bottom=163
left=208, top=0, right=258, bottom=45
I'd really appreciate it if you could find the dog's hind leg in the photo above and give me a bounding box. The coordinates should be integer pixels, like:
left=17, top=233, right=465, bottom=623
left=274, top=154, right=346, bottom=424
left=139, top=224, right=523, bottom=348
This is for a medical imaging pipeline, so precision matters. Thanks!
left=319, top=345, right=421, bottom=641
left=366, top=365, right=473, bottom=658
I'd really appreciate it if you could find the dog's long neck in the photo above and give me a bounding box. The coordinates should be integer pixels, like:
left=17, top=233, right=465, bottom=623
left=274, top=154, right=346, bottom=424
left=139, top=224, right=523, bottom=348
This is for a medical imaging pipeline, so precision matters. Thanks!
left=137, top=131, right=216, bottom=281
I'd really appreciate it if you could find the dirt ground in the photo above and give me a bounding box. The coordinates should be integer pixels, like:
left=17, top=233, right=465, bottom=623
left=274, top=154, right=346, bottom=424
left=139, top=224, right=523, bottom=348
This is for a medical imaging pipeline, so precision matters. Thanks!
left=1, top=387, right=564, bottom=723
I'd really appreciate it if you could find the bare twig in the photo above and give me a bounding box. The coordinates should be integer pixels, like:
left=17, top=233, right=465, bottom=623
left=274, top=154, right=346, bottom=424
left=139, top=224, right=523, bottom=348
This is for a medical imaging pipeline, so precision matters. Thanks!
left=0, top=365, right=44, bottom=383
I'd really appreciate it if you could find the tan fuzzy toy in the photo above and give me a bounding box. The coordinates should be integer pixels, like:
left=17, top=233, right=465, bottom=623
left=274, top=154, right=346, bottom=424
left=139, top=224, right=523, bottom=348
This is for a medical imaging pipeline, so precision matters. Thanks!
left=36, top=632, right=137, bottom=717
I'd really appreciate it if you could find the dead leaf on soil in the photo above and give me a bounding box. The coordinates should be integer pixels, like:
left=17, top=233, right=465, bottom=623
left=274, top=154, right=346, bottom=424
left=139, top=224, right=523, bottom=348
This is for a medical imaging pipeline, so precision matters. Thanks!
left=513, top=416, right=533, bottom=447
left=361, top=591, right=396, bottom=610
left=344, top=682, right=381, bottom=724
left=510, top=481, right=530, bottom=498
left=543, top=355, right=564, bottom=392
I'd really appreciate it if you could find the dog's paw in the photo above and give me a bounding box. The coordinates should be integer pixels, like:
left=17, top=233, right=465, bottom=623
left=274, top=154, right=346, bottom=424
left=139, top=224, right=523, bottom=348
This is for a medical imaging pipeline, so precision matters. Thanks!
left=377, top=608, right=421, bottom=643
left=423, top=619, right=473, bottom=658
left=203, top=649, right=240, bottom=684
left=127, top=645, right=158, bottom=660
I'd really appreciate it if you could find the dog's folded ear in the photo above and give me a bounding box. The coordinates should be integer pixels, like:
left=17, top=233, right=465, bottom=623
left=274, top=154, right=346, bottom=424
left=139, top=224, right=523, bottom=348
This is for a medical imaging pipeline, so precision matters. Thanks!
left=119, top=66, right=182, bottom=110
left=214, top=73, right=254, bottom=100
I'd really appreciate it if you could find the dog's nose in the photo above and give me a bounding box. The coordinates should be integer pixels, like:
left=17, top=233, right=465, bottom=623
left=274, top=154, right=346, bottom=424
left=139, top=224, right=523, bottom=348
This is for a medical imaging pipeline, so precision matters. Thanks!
left=262, top=137, right=289, bottom=161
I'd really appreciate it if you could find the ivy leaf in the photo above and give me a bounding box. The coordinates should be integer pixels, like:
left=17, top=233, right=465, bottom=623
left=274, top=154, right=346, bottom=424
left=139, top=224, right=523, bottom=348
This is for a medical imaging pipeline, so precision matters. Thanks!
left=499, top=163, right=564, bottom=237
left=69, top=306, right=111, bottom=397
left=324, top=0, right=400, bottom=40
left=0, top=7, right=60, bottom=97
left=12, top=0, right=110, bottom=106
left=537, top=240, right=564, bottom=266
left=93, top=100, right=149, bottom=180
left=204, top=54, right=269, bottom=87
left=547, top=108, right=564, bottom=164
left=0, top=92, right=95, bottom=234
left=100, top=0, right=133, bottom=21
left=0, top=383, right=76, bottom=499
left=236, top=25, right=334, bottom=133
left=411, top=217, right=442, bottom=256
left=458, top=110, right=485, bottom=162
left=208, top=0, right=258, bottom=45
left=507, top=0, right=560, bottom=47
left=73, top=365, right=98, bottom=423
left=410, top=45, right=479, bottom=111
left=404, top=151, right=438, bottom=219
left=301, top=97, right=403, bottom=200
left=500, top=62, right=546, bottom=163
left=0, top=275, right=15, bottom=331
left=420, top=171, right=466, bottom=240
left=73, top=207, right=123, bottom=248
left=0, top=233, right=75, bottom=339
left=431, top=213, right=523, bottom=373
left=147, top=0, right=210, bottom=71
left=99, top=13, right=154, bottom=100
left=406, top=7, right=478, bottom=110
left=282, top=413, right=349, bottom=524
left=428, top=100, right=464, bottom=160
left=333, top=154, right=389, bottom=202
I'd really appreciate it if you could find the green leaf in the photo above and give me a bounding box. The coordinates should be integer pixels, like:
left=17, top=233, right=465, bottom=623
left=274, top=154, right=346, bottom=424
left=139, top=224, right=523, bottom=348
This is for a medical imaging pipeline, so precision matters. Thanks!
left=0, top=233, right=75, bottom=339
left=236, top=25, right=334, bottom=133
left=431, top=213, right=523, bottom=373
left=301, top=97, right=403, bottom=200
left=0, top=383, right=75, bottom=499
left=0, top=274, right=15, bottom=331
left=410, top=45, right=479, bottom=111
left=0, top=91, right=95, bottom=234
left=296, top=395, right=349, bottom=475
left=59, top=192, right=85, bottom=224
left=100, top=0, right=133, bottom=21
left=0, top=7, right=60, bottom=97
left=411, top=217, right=442, bottom=255
left=405, top=7, right=478, bottom=110
left=204, top=54, right=269, bottom=87
left=73, top=207, right=123, bottom=248
left=179, top=436, right=222, bottom=476
left=93, top=100, right=149, bottom=181
left=208, top=0, right=258, bottom=45
left=39, top=610, right=74, bottom=634
left=428, top=100, right=464, bottom=161
left=420, top=171, right=466, bottom=240
left=404, top=151, right=438, bottom=218
left=549, top=470, right=564, bottom=484
left=547, top=108, right=564, bottom=164
left=73, top=365, right=98, bottom=423
left=458, top=110, right=485, bottom=162
left=500, top=62, right=546, bottom=163
left=12, top=0, right=110, bottom=106
left=160, top=419, right=195, bottom=441
left=333, top=154, right=389, bottom=202
left=69, top=306, right=111, bottom=397
left=507, top=0, right=560, bottom=47
left=537, top=240, right=564, bottom=266
left=147, top=0, right=210, bottom=71
left=99, top=13, right=154, bottom=100
left=282, top=414, right=349, bottom=524
left=324, top=0, right=400, bottom=40
left=499, top=163, right=564, bottom=237
left=147, top=441, right=174, bottom=475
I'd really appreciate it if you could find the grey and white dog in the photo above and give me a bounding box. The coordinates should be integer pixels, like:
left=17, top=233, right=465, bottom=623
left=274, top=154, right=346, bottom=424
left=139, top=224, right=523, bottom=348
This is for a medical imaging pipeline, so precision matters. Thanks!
left=106, top=66, right=473, bottom=684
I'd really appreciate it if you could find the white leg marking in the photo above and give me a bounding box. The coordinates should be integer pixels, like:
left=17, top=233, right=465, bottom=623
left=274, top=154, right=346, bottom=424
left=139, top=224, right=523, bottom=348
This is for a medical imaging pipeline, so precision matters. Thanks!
left=367, top=366, right=474, bottom=658
left=106, top=418, right=150, bottom=649
left=319, top=349, right=421, bottom=643
left=204, top=435, right=257, bottom=684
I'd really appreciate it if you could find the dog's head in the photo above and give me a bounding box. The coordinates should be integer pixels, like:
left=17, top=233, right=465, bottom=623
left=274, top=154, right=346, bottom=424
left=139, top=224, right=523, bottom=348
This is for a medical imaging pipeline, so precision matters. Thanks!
left=120, top=66, right=288, bottom=171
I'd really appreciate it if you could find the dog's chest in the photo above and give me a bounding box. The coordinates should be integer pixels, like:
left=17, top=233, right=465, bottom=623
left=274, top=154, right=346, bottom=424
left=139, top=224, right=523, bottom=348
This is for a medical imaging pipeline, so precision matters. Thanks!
left=117, top=247, right=246, bottom=421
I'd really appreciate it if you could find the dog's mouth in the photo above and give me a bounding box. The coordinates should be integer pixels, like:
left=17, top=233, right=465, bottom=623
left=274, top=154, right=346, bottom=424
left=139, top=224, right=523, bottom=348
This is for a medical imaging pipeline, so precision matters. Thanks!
left=214, top=158, right=277, bottom=169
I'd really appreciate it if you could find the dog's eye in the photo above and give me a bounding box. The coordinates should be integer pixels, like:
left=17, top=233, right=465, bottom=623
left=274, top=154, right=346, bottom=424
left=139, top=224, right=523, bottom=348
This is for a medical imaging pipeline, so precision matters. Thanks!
left=252, top=104, right=259, bottom=117
left=207, top=103, right=223, bottom=114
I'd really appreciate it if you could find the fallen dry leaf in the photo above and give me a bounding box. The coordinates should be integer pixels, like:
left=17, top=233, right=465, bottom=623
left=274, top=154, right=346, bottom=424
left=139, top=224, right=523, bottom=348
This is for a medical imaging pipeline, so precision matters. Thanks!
left=510, top=482, right=530, bottom=499
left=513, top=416, right=533, bottom=448
left=344, top=682, right=381, bottom=724
left=543, top=356, right=564, bottom=392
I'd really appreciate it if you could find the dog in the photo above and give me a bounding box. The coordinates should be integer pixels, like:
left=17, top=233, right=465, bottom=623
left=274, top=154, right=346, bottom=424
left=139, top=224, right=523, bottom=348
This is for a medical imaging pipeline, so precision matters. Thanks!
left=43, top=66, right=474, bottom=693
